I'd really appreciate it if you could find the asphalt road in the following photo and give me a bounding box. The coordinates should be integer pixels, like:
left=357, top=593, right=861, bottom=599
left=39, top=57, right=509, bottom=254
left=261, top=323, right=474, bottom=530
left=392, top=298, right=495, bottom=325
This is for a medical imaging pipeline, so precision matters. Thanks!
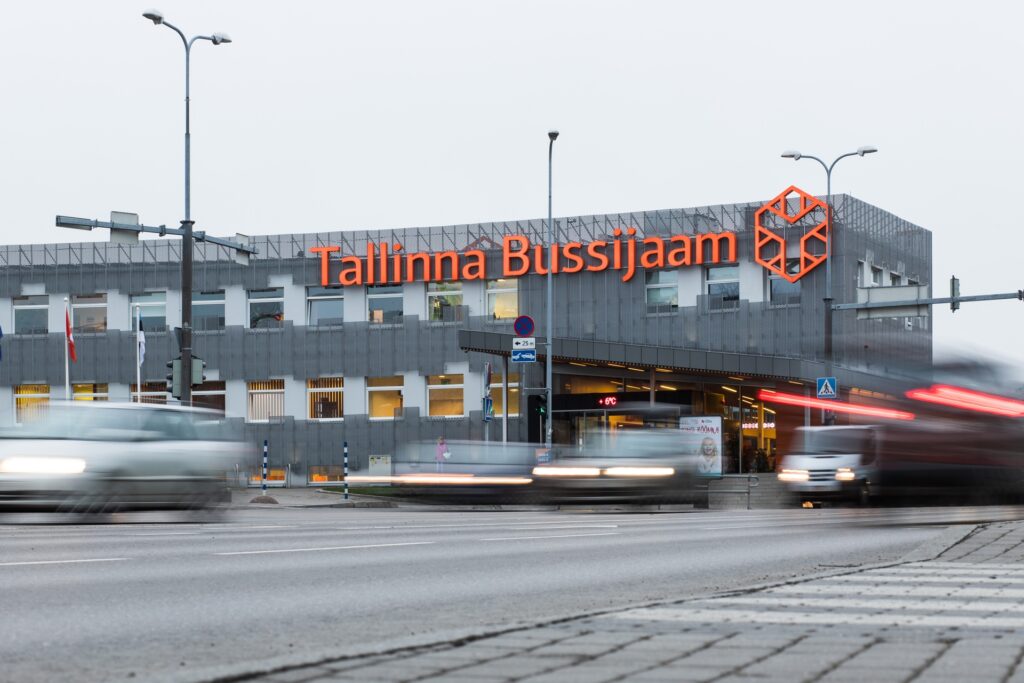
left=0, top=506, right=991, bottom=683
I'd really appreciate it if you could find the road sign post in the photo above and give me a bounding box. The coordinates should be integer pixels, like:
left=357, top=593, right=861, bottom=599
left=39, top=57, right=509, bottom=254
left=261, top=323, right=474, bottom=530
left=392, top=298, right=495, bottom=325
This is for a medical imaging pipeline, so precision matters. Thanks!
left=343, top=440, right=349, bottom=501
left=262, top=439, right=268, bottom=497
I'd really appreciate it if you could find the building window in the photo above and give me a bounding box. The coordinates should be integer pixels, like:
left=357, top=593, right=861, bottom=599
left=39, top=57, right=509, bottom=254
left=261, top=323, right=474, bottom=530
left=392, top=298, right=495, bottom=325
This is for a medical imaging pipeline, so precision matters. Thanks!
left=908, top=278, right=919, bottom=286
left=307, top=286, right=343, bottom=327
left=890, top=272, right=902, bottom=287
left=130, top=292, right=167, bottom=332
left=768, top=259, right=801, bottom=306
left=307, top=377, right=344, bottom=420
left=14, top=384, right=49, bottom=425
left=427, top=374, right=464, bottom=417
left=645, top=271, right=678, bottom=312
left=856, top=260, right=866, bottom=287
left=247, top=380, right=285, bottom=422
left=193, top=381, right=226, bottom=413
left=367, top=376, right=404, bottom=419
left=13, top=295, right=48, bottom=335
left=706, top=266, right=740, bottom=310
left=427, top=282, right=463, bottom=322
left=871, top=266, right=883, bottom=287
left=73, top=383, right=109, bottom=401
left=249, top=288, right=284, bottom=329
left=72, top=294, right=107, bottom=333
left=367, top=284, right=403, bottom=324
left=130, top=382, right=168, bottom=405
left=193, top=291, right=226, bottom=331
left=308, top=466, right=345, bottom=484
left=486, top=279, right=518, bottom=320
left=489, top=372, right=520, bottom=417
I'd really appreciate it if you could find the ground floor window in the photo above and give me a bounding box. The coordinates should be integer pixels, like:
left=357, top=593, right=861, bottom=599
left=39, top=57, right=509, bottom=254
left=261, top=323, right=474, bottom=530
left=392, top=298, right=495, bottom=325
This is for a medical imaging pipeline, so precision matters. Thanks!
left=368, top=376, right=404, bottom=419
left=247, top=380, right=285, bottom=422
left=73, top=383, right=109, bottom=401
left=308, top=466, right=345, bottom=483
left=14, top=384, right=49, bottom=425
left=427, top=374, right=464, bottom=417
left=249, top=468, right=287, bottom=485
left=307, top=377, right=344, bottom=420
left=130, top=381, right=168, bottom=404
left=193, top=381, right=226, bottom=413
left=489, top=372, right=520, bottom=417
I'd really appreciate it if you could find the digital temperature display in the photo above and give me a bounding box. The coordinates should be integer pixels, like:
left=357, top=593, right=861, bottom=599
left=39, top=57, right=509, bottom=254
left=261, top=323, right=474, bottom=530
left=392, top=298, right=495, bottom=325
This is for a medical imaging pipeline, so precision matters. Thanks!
left=597, top=396, right=619, bottom=407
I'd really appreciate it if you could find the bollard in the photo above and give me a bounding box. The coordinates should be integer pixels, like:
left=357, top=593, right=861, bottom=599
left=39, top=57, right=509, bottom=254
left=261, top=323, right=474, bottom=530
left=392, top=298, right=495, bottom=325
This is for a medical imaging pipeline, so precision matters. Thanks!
left=343, top=441, right=349, bottom=501
left=262, top=439, right=268, bottom=497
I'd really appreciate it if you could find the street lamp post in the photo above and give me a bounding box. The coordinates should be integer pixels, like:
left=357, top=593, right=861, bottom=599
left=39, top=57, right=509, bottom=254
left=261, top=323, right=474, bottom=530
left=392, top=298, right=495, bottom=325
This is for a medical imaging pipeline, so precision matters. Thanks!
left=143, top=9, right=231, bottom=405
left=545, top=130, right=559, bottom=451
left=781, top=146, right=877, bottom=424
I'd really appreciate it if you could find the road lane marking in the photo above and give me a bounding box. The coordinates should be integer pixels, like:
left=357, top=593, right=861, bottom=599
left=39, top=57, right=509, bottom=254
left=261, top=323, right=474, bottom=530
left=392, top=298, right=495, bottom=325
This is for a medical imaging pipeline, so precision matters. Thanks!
left=481, top=532, right=621, bottom=541
left=0, top=558, right=129, bottom=567
left=215, top=541, right=434, bottom=556
left=506, top=525, right=619, bottom=531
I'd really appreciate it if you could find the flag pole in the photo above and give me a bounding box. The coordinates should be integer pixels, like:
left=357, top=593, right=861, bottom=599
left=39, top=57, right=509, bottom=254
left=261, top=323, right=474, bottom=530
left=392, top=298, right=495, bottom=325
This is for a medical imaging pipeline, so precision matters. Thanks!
left=135, top=304, right=142, bottom=403
left=64, top=297, right=70, bottom=400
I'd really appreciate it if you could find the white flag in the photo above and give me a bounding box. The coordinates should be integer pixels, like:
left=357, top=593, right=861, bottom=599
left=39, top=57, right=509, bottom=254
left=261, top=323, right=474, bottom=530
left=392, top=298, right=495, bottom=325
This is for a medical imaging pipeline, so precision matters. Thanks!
left=137, top=321, right=146, bottom=367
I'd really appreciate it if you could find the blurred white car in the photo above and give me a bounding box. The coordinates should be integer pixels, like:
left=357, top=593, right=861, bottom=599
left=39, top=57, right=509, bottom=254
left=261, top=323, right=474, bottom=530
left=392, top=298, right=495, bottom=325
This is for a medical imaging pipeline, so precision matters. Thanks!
left=531, top=429, right=699, bottom=504
left=0, top=402, right=246, bottom=513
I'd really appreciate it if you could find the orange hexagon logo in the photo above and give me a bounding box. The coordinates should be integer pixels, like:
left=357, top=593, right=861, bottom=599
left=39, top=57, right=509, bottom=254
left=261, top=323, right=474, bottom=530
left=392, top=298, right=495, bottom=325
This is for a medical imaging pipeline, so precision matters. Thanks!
left=754, top=186, right=828, bottom=283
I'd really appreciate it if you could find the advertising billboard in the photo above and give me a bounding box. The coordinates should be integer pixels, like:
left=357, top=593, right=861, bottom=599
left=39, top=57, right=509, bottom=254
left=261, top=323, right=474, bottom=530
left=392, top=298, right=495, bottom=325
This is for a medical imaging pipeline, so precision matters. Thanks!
left=680, top=416, right=723, bottom=477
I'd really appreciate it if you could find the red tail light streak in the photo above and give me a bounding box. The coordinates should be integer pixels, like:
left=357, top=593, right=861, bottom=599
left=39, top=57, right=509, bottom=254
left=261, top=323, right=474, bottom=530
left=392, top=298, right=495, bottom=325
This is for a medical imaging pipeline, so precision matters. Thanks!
left=905, top=385, right=1024, bottom=417
left=758, top=389, right=916, bottom=421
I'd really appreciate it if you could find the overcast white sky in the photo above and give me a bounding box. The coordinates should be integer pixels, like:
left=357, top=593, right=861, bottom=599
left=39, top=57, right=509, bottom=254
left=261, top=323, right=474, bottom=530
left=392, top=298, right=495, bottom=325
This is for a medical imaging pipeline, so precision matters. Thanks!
left=1, top=1, right=1021, bottom=367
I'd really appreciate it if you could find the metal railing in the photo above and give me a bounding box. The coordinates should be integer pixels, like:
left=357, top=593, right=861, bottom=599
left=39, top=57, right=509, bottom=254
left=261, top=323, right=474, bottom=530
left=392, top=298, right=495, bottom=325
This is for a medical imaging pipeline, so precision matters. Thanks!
left=712, top=473, right=760, bottom=510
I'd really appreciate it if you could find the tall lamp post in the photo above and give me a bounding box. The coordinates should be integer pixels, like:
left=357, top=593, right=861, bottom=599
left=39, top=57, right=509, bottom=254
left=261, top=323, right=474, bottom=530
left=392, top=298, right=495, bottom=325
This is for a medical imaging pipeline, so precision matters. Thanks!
left=780, top=146, right=877, bottom=424
left=545, top=130, right=559, bottom=451
left=142, top=9, right=232, bottom=405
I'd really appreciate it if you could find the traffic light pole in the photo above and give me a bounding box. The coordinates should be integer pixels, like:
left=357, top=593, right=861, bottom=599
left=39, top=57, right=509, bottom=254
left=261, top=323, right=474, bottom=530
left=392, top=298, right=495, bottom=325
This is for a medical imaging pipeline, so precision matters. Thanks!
left=180, top=219, right=194, bottom=405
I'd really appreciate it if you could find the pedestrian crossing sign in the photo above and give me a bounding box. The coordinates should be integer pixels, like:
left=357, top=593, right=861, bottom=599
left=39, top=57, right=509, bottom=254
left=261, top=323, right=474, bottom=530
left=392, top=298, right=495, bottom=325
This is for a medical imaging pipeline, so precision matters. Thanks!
left=816, top=376, right=838, bottom=399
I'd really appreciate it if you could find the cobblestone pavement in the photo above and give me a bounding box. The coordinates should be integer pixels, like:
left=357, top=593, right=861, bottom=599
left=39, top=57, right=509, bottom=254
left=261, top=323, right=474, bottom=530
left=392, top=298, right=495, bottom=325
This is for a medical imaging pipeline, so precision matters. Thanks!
left=241, top=522, right=1024, bottom=683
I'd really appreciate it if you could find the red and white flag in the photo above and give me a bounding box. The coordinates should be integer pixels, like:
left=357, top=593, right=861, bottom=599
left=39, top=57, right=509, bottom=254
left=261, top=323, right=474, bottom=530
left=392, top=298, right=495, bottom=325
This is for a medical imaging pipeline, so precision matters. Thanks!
left=65, top=304, right=77, bottom=363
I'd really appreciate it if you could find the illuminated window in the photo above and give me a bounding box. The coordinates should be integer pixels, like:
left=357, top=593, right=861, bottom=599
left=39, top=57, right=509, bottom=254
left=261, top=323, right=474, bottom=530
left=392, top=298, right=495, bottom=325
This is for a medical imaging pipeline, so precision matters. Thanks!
left=705, top=266, right=739, bottom=311
left=73, top=383, right=109, bottom=402
left=308, top=466, right=345, bottom=483
left=14, top=384, right=49, bottom=425
left=193, top=291, right=226, bottom=331
left=130, top=381, right=168, bottom=405
left=249, top=288, right=284, bottom=329
left=193, top=381, right=226, bottom=413
left=367, top=376, right=404, bottom=419
left=72, top=294, right=107, bottom=333
left=427, top=282, right=463, bottom=322
left=307, top=377, right=344, bottom=420
left=13, top=295, right=48, bottom=335
left=130, top=292, right=167, bottom=332
left=486, top=279, right=518, bottom=320
left=645, top=271, right=678, bottom=312
left=427, top=374, right=464, bottom=417
left=768, top=258, right=801, bottom=306
left=489, top=372, right=520, bottom=417
left=247, top=380, right=285, bottom=422
left=367, top=284, right=403, bottom=324
left=249, top=469, right=287, bottom=485
left=307, top=286, right=344, bottom=327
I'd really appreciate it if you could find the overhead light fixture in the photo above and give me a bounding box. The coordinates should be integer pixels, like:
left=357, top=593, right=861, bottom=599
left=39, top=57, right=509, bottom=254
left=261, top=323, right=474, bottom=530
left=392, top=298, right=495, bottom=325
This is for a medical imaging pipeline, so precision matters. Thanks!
left=721, top=386, right=738, bottom=394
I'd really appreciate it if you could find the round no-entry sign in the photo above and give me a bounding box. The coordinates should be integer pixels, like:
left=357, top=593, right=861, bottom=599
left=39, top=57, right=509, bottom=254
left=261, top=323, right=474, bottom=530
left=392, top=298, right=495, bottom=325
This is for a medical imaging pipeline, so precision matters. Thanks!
left=513, top=315, right=535, bottom=337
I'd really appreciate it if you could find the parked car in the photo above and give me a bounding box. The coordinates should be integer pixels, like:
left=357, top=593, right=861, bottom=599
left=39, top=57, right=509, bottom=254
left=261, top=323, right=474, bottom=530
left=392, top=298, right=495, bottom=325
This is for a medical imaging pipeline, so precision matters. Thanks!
left=0, top=402, right=247, bottom=514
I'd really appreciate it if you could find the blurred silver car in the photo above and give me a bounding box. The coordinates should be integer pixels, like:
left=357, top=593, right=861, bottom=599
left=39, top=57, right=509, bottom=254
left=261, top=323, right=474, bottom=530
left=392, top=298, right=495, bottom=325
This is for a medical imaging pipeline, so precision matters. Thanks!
left=531, top=429, right=699, bottom=504
left=0, top=402, right=246, bottom=513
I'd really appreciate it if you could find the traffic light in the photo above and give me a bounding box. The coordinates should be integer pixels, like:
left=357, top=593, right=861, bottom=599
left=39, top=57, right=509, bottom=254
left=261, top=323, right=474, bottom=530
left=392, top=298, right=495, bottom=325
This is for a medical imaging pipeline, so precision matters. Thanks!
left=165, top=357, right=182, bottom=399
left=191, top=355, right=206, bottom=386
left=536, top=395, right=547, bottom=416
left=950, top=275, right=960, bottom=312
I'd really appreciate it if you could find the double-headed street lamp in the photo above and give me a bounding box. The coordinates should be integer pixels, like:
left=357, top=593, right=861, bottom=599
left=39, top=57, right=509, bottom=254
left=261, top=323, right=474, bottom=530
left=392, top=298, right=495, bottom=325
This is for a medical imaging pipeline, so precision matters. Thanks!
left=545, top=130, right=559, bottom=451
left=780, top=146, right=877, bottom=423
left=142, top=9, right=232, bottom=405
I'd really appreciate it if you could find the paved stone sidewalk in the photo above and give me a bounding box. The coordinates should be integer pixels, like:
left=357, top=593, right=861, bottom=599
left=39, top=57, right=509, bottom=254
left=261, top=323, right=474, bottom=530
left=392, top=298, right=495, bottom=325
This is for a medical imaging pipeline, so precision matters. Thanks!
left=242, top=522, right=1024, bottom=683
